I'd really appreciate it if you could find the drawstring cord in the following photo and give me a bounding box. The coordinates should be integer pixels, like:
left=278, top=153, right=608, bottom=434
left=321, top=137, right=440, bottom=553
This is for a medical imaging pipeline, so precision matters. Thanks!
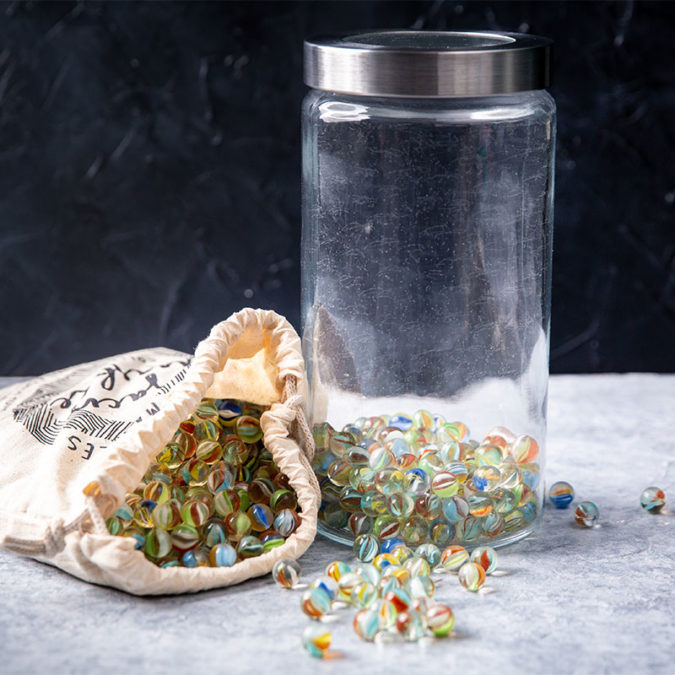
left=1, top=494, right=107, bottom=558
left=282, top=376, right=315, bottom=461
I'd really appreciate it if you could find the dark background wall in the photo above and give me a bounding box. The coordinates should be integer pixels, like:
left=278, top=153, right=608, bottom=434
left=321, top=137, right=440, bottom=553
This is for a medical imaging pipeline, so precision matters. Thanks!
left=0, top=0, right=673, bottom=375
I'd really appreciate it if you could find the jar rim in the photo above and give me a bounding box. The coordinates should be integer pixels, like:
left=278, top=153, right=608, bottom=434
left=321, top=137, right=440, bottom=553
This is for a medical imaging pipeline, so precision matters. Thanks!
left=304, top=30, right=551, bottom=98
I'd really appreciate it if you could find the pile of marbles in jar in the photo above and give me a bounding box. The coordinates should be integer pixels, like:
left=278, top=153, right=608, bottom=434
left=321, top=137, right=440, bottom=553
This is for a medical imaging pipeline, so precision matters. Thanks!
left=105, top=398, right=302, bottom=568
left=313, top=412, right=540, bottom=548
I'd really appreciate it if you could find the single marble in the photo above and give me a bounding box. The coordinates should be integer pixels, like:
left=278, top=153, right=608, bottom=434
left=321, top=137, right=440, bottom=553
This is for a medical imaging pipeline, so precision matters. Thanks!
left=0, top=374, right=674, bottom=674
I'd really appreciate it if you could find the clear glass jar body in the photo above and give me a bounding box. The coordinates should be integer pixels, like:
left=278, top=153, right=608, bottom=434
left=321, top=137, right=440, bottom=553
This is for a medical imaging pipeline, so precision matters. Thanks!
left=302, top=89, right=555, bottom=549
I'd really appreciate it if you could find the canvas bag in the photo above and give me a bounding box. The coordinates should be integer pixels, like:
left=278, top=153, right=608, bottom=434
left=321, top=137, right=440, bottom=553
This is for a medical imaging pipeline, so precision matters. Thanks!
left=0, top=308, right=321, bottom=595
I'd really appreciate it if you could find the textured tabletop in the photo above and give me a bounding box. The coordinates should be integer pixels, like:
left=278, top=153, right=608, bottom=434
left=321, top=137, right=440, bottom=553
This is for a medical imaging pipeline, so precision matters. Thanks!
left=1, top=373, right=674, bottom=674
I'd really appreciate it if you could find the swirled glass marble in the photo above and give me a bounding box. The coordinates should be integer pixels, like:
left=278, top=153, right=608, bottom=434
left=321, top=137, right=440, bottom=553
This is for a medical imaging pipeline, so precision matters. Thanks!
left=470, top=546, right=498, bottom=574
left=351, top=581, right=377, bottom=608
left=144, top=529, right=172, bottom=559
left=181, top=548, right=209, bottom=567
left=415, top=543, right=441, bottom=568
left=171, top=524, right=200, bottom=552
left=302, top=625, right=332, bottom=659
left=372, top=553, right=397, bottom=572
left=181, top=499, right=211, bottom=528
left=409, top=575, right=434, bottom=599
left=640, top=487, right=666, bottom=514
left=301, top=586, right=332, bottom=619
left=548, top=481, right=574, bottom=508
left=212, top=490, right=239, bottom=518
left=247, top=504, right=274, bottom=532
left=310, top=575, right=339, bottom=600
left=326, top=560, right=351, bottom=581
left=426, top=604, right=454, bottom=637
left=144, top=480, right=170, bottom=504
left=381, top=538, right=406, bottom=556
left=396, top=610, right=428, bottom=641
left=354, top=563, right=380, bottom=586
left=458, top=561, right=486, bottom=592
left=235, top=415, right=263, bottom=444
left=248, top=478, right=275, bottom=504
left=353, top=608, right=380, bottom=641
left=354, top=534, right=380, bottom=562
left=274, top=508, right=301, bottom=537
left=440, top=545, right=469, bottom=572
left=133, top=500, right=156, bottom=529
left=272, top=559, right=302, bottom=588
left=575, top=501, right=599, bottom=528
left=337, top=572, right=363, bottom=602
left=151, top=500, right=181, bottom=530
left=237, top=535, right=263, bottom=558
left=404, top=556, right=431, bottom=578
left=106, top=516, right=123, bottom=536
left=225, top=512, right=252, bottom=541
left=209, top=543, right=237, bottom=567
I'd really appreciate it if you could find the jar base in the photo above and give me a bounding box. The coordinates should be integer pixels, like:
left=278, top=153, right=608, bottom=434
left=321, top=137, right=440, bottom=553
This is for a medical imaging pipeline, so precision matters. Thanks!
left=317, top=519, right=540, bottom=551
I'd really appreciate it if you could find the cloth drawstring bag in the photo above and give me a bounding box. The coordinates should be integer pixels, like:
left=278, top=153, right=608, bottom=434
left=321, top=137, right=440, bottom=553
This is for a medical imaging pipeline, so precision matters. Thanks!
left=0, top=308, right=321, bottom=595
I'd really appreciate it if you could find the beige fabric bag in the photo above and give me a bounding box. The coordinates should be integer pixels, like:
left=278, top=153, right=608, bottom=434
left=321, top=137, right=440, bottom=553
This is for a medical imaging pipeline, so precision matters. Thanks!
left=0, top=308, right=320, bottom=595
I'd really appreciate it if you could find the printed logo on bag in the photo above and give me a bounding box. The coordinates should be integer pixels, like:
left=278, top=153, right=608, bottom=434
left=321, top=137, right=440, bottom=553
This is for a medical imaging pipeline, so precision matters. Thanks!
left=3, top=351, right=192, bottom=454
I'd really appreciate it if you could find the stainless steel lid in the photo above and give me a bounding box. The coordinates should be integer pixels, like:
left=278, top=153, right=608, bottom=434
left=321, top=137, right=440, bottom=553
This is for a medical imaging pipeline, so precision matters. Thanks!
left=304, top=31, right=551, bottom=98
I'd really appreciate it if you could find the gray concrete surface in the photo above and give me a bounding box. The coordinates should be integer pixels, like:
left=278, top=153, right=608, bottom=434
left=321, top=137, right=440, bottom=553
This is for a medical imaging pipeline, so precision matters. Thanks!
left=1, top=374, right=674, bottom=674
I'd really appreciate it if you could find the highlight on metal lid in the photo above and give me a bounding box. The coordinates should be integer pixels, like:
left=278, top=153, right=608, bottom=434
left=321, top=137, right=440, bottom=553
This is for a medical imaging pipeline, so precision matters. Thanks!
left=304, top=30, right=551, bottom=98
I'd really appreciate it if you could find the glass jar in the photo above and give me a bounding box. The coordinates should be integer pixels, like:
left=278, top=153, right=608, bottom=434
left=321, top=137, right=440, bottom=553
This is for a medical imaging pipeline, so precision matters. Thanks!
left=301, top=31, right=555, bottom=550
